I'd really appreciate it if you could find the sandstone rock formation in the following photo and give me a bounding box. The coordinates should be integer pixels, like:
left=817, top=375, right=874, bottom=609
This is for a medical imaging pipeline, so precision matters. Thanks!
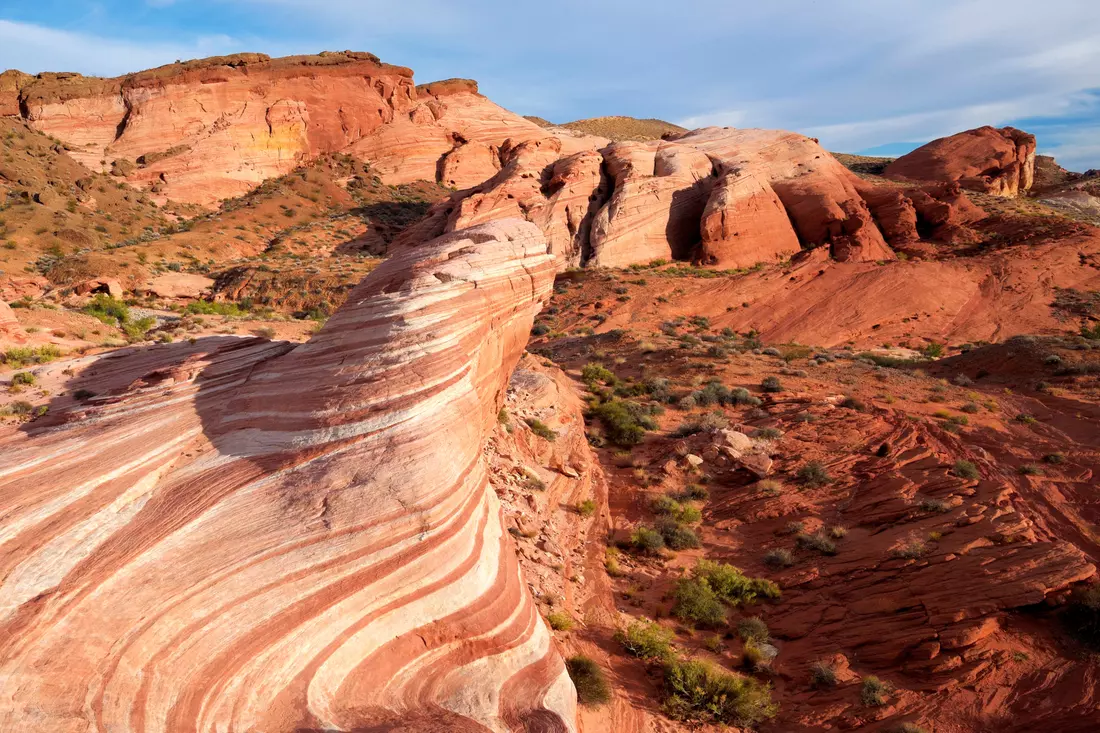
left=399, top=127, right=898, bottom=269
left=0, top=300, right=26, bottom=345
left=0, top=220, right=577, bottom=732
left=885, top=126, right=1037, bottom=197
left=3, top=54, right=605, bottom=207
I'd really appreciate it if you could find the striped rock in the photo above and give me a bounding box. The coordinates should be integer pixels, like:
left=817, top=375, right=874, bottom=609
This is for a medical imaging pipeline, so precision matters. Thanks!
left=0, top=219, right=573, bottom=732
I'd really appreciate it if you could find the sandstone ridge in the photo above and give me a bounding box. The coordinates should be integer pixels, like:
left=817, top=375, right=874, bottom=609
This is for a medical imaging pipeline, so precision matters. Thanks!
left=0, top=219, right=576, bottom=732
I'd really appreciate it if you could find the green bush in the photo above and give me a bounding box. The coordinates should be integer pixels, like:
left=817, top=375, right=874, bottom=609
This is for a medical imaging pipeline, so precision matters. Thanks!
left=672, top=577, right=727, bottom=627
left=763, top=548, right=794, bottom=568
left=737, top=616, right=769, bottom=643
left=526, top=418, right=557, bottom=441
left=576, top=499, right=597, bottom=517
left=83, top=294, right=129, bottom=326
left=183, top=300, right=248, bottom=317
left=630, top=525, right=665, bottom=555
left=1044, top=453, right=1066, bottom=465
left=590, top=399, right=656, bottom=446
left=810, top=660, right=836, bottom=688
left=657, top=518, right=701, bottom=550
left=2, top=345, right=62, bottom=368
left=953, top=460, right=980, bottom=479
left=582, top=362, right=617, bottom=388
left=693, top=559, right=780, bottom=604
left=616, top=620, right=674, bottom=660
left=860, top=675, right=891, bottom=706
left=796, top=531, right=837, bottom=555
left=11, top=371, right=35, bottom=386
left=797, top=460, right=832, bottom=487
left=662, top=657, right=778, bottom=726
left=761, top=375, right=783, bottom=393
left=546, top=611, right=574, bottom=631
left=566, top=655, right=611, bottom=705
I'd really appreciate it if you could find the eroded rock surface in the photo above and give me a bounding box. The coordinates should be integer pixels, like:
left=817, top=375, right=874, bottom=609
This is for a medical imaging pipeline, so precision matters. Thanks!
left=0, top=220, right=576, bottom=732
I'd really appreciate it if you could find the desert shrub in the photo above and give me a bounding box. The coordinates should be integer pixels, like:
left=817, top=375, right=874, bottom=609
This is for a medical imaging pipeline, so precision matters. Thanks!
left=604, top=547, right=623, bottom=576
left=1018, top=464, right=1043, bottom=476
left=860, top=675, right=891, bottom=706
left=590, top=399, right=656, bottom=446
left=3, top=400, right=34, bottom=416
left=672, top=577, right=727, bottom=627
left=754, top=427, right=783, bottom=440
left=760, top=375, right=783, bottom=393
left=254, top=326, right=277, bottom=339
left=657, top=518, right=701, bottom=550
left=616, top=620, right=674, bottom=660
left=839, top=396, right=866, bottom=411
left=10, top=371, right=35, bottom=386
left=531, top=322, right=550, bottom=336
left=546, top=611, right=574, bottom=631
left=731, top=387, right=762, bottom=406
left=741, top=640, right=766, bottom=671
left=183, top=300, right=248, bottom=317
left=582, top=362, right=617, bottom=388
left=662, top=657, right=778, bottom=726
left=919, top=497, right=951, bottom=513
left=566, top=655, right=611, bottom=705
left=1064, top=584, right=1100, bottom=649
left=83, top=294, right=129, bottom=326
left=763, top=548, right=794, bottom=568
left=891, top=537, right=927, bottom=560
left=960, top=402, right=980, bottom=413
left=828, top=525, right=848, bottom=539
left=672, top=411, right=728, bottom=437
left=2, top=344, right=63, bottom=368
left=576, top=499, right=597, bottom=517
left=72, top=389, right=96, bottom=400
left=679, top=483, right=709, bottom=501
left=810, top=660, right=837, bottom=688
left=693, top=559, right=780, bottom=604
left=1044, top=452, right=1066, bottom=464
left=797, top=460, right=832, bottom=487
left=1015, top=413, right=1038, bottom=424
left=797, top=531, right=837, bottom=555
left=737, top=616, right=769, bottom=643
left=953, top=460, right=980, bottom=479
left=526, top=418, right=557, bottom=441
left=630, top=526, right=666, bottom=555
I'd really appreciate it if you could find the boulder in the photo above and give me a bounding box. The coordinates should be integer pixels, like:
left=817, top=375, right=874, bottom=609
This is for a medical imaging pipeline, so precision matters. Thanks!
left=141, top=273, right=215, bottom=299
left=885, top=126, right=1037, bottom=197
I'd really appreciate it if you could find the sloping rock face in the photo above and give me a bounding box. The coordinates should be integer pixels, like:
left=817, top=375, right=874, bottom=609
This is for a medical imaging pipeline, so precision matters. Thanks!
left=0, top=300, right=27, bottom=345
left=6, top=53, right=602, bottom=207
left=885, top=126, right=1037, bottom=197
left=0, top=220, right=576, bottom=732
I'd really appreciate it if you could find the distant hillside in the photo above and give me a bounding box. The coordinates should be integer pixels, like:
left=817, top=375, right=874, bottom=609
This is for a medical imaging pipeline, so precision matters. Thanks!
left=831, top=152, right=895, bottom=176
left=525, top=115, right=686, bottom=142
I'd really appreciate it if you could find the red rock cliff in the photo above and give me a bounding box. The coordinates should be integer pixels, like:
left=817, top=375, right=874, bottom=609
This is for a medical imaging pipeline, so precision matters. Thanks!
left=885, top=126, right=1037, bottom=197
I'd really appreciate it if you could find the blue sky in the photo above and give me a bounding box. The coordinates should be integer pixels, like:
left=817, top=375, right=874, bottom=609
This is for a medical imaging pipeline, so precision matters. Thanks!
left=2, top=1, right=1099, bottom=170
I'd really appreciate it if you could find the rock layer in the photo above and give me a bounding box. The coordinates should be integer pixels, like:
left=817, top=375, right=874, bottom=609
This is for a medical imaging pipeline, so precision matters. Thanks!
left=0, top=220, right=575, bottom=732
left=885, top=126, right=1037, bottom=197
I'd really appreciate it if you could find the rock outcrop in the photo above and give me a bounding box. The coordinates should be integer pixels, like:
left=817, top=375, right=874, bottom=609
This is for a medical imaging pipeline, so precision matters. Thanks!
left=5, top=53, right=603, bottom=207
left=885, top=126, right=1037, bottom=197
left=0, top=300, right=26, bottom=345
left=399, top=127, right=897, bottom=269
left=0, top=220, right=576, bottom=732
